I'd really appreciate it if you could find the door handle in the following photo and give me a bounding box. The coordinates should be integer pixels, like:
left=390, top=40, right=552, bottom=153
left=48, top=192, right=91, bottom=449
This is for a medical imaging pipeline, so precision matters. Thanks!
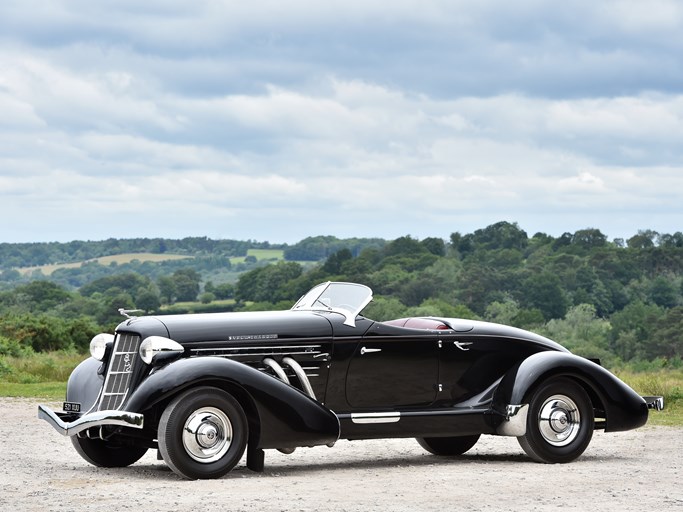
left=360, top=347, right=381, bottom=355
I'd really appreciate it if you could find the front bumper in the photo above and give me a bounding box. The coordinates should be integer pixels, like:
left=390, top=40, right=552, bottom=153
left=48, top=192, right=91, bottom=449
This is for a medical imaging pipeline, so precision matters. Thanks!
left=643, top=396, right=665, bottom=411
left=38, top=404, right=144, bottom=436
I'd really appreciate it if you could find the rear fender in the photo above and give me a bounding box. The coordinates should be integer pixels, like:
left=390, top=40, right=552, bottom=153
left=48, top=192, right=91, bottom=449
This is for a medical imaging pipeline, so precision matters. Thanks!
left=124, top=357, right=340, bottom=449
left=493, top=351, right=648, bottom=432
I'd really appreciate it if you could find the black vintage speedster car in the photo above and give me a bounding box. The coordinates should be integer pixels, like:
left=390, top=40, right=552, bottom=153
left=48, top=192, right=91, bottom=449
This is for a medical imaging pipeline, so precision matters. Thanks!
left=39, top=282, right=663, bottom=479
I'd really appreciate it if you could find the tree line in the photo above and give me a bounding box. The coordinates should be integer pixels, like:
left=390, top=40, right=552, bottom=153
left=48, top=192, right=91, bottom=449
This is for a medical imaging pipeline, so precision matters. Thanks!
left=0, top=235, right=386, bottom=271
left=1, top=222, right=682, bottom=369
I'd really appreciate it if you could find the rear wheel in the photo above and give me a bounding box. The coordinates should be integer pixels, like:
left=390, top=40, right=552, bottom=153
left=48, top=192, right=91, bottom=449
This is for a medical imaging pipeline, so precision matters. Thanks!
left=158, top=386, right=248, bottom=480
left=517, top=378, right=594, bottom=463
left=417, top=434, right=480, bottom=456
left=71, top=436, right=147, bottom=467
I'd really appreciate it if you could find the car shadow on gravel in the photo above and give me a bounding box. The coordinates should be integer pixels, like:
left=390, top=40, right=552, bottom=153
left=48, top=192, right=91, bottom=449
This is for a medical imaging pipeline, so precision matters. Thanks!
left=74, top=453, right=539, bottom=481
left=59, top=448, right=630, bottom=481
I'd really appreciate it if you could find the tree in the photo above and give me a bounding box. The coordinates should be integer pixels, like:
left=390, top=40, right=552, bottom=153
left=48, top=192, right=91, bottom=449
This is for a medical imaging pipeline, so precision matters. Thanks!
left=13, top=281, right=71, bottom=312
left=157, top=276, right=176, bottom=304
left=0, top=313, right=72, bottom=352
left=420, top=237, right=446, bottom=257
left=627, top=230, right=658, bottom=249
left=540, top=304, right=613, bottom=364
left=649, top=276, right=678, bottom=308
left=80, top=273, right=151, bottom=297
left=322, top=249, right=353, bottom=274
left=172, top=269, right=201, bottom=302
left=455, top=263, right=502, bottom=314
left=468, top=221, right=528, bottom=251
left=520, top=272, right=569, bottom=320
left=571, top=229, right=608, bottom=250
left=200, top=292, right=216, bottom=304
left=609, top=301, right=663, bottom=361
left=659, top=232, right=683, bottom=248
left=363, top=296, right=408, bottom=321
left=135, top=288, right=161, bottom=312
left=383, top=236, right=428, bottom=258
left=649, top=307, right=683, bottom=359
left=235, top=262, right=303, bottom=303
left=212, top=283, right=235, bottom=300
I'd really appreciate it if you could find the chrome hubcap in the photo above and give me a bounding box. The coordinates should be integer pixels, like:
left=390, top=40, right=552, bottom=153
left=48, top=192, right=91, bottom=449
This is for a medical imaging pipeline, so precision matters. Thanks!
left=182, top=407, right=233, bottom=463
left=537, top=394, right=581, bottom=446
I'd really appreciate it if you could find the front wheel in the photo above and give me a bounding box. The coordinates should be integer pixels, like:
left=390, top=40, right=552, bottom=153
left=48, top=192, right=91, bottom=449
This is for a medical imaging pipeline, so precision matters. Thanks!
left=417, top=434, right=480, bottom=456
left=158, top=386, right=248, bottom=480
left=517, top=378, right=594, bottom=463
left=71, top=436, right=147, bottom=467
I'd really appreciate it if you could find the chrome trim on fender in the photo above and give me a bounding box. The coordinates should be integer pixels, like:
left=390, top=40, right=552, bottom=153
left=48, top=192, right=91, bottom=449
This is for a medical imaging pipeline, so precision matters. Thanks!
left=351, top=412, right=401, bottom=424
left=497, top=404, right=529, bottom=436
left=37, top=404, right=144, bottom=437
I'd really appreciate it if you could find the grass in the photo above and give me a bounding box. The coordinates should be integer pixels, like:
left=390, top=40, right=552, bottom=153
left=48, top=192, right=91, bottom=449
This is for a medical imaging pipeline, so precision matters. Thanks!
left=0, top=351, right=83, bottom=400
left=18, top=253, right=193, bottom=276
left=0, top=351, right=85, bottom=383
left=228, top=248, right=284, bottom=265
left=615, top=369, right=683, bottom=426
left=0, top=382, right=66, bottom=400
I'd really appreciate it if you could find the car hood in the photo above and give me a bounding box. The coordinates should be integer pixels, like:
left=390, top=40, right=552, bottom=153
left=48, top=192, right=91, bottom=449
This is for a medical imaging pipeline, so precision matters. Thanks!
left=119, top=310, right=334, bottom=344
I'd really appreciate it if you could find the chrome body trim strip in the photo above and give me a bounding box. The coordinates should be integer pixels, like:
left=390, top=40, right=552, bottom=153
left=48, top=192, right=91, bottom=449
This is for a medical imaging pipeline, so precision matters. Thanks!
left=497, top=404, right=529, bottom=436
left=37, top=404, right=144, bottom=437
left=351, top=412, right=401, bottom=424
left=190, top=344, right=322, bottom=354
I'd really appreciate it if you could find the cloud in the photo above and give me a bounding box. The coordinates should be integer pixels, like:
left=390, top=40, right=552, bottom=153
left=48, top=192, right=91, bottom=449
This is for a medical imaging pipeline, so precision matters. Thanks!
left=1, top=1, right=683, bottom=243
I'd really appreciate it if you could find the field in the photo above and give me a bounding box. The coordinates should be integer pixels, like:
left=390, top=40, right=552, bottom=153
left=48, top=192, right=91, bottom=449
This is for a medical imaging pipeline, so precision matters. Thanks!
left=17, top=248, right=286, bottom=276
left=18, top=253, right=193, bottom=276
left=228, top=248, right=284, bottom=264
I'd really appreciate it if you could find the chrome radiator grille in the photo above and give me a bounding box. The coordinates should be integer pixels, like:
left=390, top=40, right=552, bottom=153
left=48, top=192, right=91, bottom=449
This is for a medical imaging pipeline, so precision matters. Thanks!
left=98, top=333, right=141, bottom=411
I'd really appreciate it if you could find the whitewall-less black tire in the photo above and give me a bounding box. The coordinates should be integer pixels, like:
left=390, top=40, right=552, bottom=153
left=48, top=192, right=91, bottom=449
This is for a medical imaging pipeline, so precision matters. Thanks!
left=158, top=386, right=248, bottom=479
left=417, top=434, right=481, bottom=456
left=71, top=436, right=147, bottom=467
left=517, top=378, right=594, bottom=463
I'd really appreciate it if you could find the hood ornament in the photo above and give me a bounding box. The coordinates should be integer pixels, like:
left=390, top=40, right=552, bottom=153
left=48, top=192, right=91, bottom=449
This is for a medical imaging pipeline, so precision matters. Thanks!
left=118, top=308, right=143, bottom=319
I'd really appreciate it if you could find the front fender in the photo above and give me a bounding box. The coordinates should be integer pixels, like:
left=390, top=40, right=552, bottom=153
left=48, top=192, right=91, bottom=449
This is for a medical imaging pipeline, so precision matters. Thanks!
left=65, top=357, right=104, bottom=413
left=124, top=357, right=340, bottom=449
left=493, top=351, right=648, bottom=432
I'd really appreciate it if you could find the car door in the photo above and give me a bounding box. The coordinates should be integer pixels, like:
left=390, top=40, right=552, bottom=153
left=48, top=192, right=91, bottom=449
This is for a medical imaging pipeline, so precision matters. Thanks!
left=344, top=329, right=439, bottom=409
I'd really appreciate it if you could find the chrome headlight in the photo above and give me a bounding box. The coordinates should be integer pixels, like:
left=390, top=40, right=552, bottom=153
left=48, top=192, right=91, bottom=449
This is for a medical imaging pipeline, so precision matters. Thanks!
left=90, top=333, right=115, bottom=361
left=139, top=336, right=184, bottom=365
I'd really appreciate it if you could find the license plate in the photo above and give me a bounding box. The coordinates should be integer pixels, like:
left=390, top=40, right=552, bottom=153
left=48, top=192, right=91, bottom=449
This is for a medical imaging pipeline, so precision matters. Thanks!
left=63, top=402, right=81, bottom=413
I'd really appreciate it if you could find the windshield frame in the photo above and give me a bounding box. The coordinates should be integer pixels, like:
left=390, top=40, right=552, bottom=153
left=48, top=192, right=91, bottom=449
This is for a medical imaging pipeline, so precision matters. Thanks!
left=291, top=282, right=373, bottom=327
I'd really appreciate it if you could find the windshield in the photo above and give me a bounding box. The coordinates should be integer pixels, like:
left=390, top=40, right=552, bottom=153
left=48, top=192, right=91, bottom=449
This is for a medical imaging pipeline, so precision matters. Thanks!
left=291, top=282, right=373, bottom=326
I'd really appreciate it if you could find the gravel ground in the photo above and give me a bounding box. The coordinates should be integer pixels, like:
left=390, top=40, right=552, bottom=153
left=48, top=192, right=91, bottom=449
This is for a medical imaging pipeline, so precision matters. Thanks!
left=1, top=398, right=681, bottom=512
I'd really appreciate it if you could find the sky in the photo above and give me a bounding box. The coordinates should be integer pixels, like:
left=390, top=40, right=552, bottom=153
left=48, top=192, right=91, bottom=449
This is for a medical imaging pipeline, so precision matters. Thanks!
left=1, top=0, right=683, bottom=245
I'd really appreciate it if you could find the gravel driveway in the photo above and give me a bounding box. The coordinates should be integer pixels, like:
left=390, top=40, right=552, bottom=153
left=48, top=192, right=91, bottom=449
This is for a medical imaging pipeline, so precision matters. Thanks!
left=1, top=398, right=681, bottom=512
